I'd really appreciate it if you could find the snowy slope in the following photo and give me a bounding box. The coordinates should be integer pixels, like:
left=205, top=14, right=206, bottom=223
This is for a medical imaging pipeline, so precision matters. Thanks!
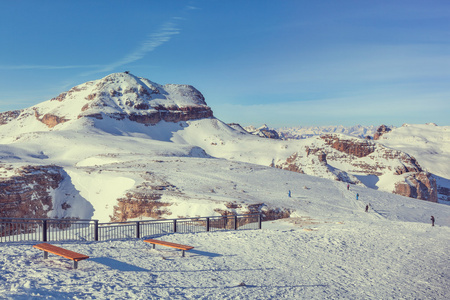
left=377, top=123, right=450, bottom=178
left=376, top=123, right=450, bottom=203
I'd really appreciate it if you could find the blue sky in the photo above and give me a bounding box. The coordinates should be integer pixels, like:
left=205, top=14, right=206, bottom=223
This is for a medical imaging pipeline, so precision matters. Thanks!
left=0, top=0, right=449, bottom=127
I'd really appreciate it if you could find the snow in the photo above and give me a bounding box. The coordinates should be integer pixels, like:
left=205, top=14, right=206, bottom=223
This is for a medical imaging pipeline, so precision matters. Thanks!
left=66, top=170, right=135, bottom=221
left=1, top=217, right=449, bottom=299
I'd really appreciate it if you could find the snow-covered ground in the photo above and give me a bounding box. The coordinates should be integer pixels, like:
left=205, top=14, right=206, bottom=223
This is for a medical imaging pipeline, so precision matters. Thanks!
left=1, top=216, right=448, bottom=299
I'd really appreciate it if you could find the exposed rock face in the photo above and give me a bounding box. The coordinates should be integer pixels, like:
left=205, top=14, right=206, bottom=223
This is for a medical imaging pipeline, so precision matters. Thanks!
left=259, top=129, right=280, bottom=139
left=321, top=135, right=375, bottom=158
left=394, top=172, right=438, bottom=202
left=34, top=110, right=69, bottom=128
left=127, top=105, right=213, bottom=125
left=0, top=165, right=62, bottom=218
left=0, top=110, right=21, bottom=125
left=374, top=125, right=392, bottom=140
left=110, top=192, right=172, bottom=222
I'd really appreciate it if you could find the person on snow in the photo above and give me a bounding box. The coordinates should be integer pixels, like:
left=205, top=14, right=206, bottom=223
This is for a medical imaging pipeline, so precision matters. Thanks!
left=356, top=193, right=359, bottom=200
left=288, top=190, right=291, bottom=197
left=347, top=184, right=350, bottom=190
left=365, top=204, right=369, bottom=212
left=431, top=215, right=435, bottom=227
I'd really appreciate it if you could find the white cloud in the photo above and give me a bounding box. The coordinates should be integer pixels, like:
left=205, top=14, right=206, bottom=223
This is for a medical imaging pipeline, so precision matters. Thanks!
left=0, top=18, right=181, bottom=76
left=83, top=19, right=180, bottom=76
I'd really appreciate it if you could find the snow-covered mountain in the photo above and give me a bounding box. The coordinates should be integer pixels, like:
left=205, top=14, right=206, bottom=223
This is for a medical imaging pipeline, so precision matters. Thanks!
left=375, top=123, right=450, bottom=202
left=275, top=124, right=380, bottom=139
left=0, top=72, right=448, bottom=224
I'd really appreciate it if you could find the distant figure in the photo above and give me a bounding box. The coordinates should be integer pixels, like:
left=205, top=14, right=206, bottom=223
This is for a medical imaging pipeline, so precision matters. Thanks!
left=431, top=215, right=435, bottom=227
left=288, top=190, right=291, bottom=197
left=347, top=184, right=350, bottom=190
left=356, top=193, right=359, bottom=200
left=365, top=204, right=369, bottom=212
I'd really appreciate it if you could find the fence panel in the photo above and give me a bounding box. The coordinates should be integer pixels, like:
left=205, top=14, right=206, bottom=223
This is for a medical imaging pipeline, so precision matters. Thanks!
left=47, top=219, right=96, bottom=242
left=98, top=223, right=136, bottom=241
left=139, top=220, right=173, bottom=238
left=175, top=218, right=206, bottom=234
left=0, top=218, right=43, bottom=242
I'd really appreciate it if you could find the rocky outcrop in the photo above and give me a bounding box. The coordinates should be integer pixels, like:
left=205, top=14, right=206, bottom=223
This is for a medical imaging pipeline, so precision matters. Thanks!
left=393, top=172, right=438, bottom=202
left=0, top=110, right=21, bottom=125
left=127, top=106, right=214, bottom=125
left=110, top=192, right=172, bottom=222
left=373, top=125, right=392, bottom=140
left=244, top=125, right=280, bottom=139
left=37, top=113, right=69, bottom=128
left=321, top=135, right=375, bottom=158
left=0, top=165, right=62, bottom=218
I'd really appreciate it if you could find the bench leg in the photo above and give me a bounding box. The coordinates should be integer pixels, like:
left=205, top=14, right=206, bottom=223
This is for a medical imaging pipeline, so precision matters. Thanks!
left=44, top=251, right=48, bottom=259
left=152, top=244, right=155, bottom=249
left=182, top=250, right=185, bottom=257
left=74, top=260, right=78, bottom=269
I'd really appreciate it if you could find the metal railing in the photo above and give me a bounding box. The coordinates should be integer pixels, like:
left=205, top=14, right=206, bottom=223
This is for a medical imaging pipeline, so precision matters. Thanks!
left=0, top=218, right=97, bottom=242
left=0, top=214, right=262, bottom=243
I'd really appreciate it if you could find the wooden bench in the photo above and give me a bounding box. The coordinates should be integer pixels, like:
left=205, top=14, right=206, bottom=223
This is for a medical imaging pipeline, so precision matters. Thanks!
left=33, top=243, right=89, bottom=269
left=144, top=239, right=194, bottom=257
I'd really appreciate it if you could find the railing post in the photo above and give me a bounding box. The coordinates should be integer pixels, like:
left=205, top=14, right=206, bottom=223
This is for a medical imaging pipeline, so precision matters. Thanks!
left=173, top=219, right=177, bottom=233
left=94, top=220, right=99, bottom=241
left=42, top=220, right=47, bottom=242
left=234, top=215, right=238, bottom=230
left=136, top=221, right=140, bottom=239
left=206, top=217, right=210, bottom=232
left=258, top=214, right=262, bottom=229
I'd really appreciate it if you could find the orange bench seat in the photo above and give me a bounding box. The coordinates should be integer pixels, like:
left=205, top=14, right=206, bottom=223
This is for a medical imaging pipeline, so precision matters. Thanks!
left=33, top=243, right=89, bottom=269
left=144, top=239, right=193, bottom=257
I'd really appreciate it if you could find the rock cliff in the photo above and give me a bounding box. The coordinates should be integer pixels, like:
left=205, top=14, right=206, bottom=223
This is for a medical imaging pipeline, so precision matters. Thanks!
left=0, top=165, right=92, bottom=219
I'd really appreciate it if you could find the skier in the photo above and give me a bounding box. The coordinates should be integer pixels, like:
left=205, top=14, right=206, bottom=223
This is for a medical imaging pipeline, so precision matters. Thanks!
left=347, top=184, right=349, bottom=190
left=288, top=190, right=291, bottom=198
left=431, top=215, right=435, bottom=227
left=356, top=193, right=359, bottom=200
left=365, top=204, right=369, bottom=212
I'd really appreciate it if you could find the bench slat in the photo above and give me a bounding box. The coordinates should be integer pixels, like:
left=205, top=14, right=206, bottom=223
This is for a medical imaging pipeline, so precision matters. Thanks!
left=144, top=239, right=194, bottom=251
left=33, top=243, right=89, bottom=261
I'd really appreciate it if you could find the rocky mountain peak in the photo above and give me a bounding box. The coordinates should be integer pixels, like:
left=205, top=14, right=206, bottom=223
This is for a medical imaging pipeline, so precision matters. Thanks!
left=0, top=72, right=213, bottom=130
left=373, top=124, right=392, bottom=140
